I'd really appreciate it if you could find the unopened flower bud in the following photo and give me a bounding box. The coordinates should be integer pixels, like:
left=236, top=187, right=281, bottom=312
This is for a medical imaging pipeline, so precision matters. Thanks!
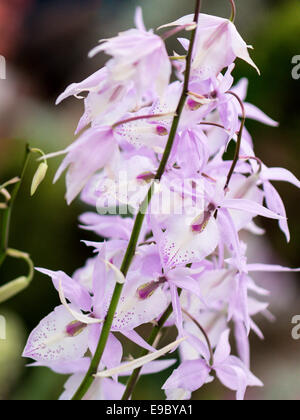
left=31, top=162, right=48, bottom=196
left=137, top=277, right=166, bottom=300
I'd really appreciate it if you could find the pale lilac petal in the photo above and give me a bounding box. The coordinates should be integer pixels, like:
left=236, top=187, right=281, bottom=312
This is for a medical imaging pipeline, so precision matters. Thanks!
left=232, top=78, right=248, bottom=101
left=170, top=283, right=184, bottom=336
left=56, top=68, right=107, bottom=105
left=92, top=244, right=108, bottom=317
left=165, top=388, right=192, bottom=401
left=36, top=268, right=92, bottom=312
left=23, top=305, right=89, bottom=363
left=60, top=374, right=125, bottom=401
left=244, top=102, right=278, bottom=127
left=186, top=334, right=211, bottom=362
left=54, top=127, right=117, bottom=204
left=261, top=167, right=300, bottom=189
left=217, top=208, right=244, bottom=267
left=121, top=330, right=156, bottom=353
left=112, top=276, right=169, bottom=331
left=28, top=358, right=90, bottom=375
left=102, top=333, right=123, bottom=371
left=58, top=279, right=103, bottom=325
left=163, top=360, right=211, bottom=392
left=217, top=356, right=263, bottom=399
left=234, top=320, right=250, bottom=368
left=214, top=329, right=231, bottom=365
left=222, top=198, right=286, bottom=220
left=155, top=215, right=219, bottom=267
left=215, top=363, right=247, bottom=400
left=247, top=263, right=300, bottom=273
left=101, top=378, right=126, bottom=400
left=79, top=213, right=133, bottom=240
left=264, top=181, right=290, bottom=242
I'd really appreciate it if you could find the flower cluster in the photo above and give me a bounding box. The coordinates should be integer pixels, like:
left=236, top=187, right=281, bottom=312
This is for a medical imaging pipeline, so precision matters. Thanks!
left=23, top=6, right=300, bottom=400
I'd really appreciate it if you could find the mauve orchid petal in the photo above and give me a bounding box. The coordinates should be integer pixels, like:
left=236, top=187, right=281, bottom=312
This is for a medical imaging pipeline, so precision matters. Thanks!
left=222, top=198, right=286, bottom=220
left=54, top=127, right=118, bottom=204
left=213, top=329, right=231, bottom=365
left=36, top=268, right=92, bottom=312
left=23, top=305, right=89, bottom=363
left=264, top=181, right=290, bottom=242
left=163, top=360, right=211, bottom=392
left=120, top=330, right=156, bottom=353
left=261, top=167, right=300, bottom=189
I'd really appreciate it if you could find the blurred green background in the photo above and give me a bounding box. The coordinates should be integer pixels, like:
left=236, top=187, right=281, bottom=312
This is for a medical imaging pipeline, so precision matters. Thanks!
left=0, top=0, right=300, bottom=400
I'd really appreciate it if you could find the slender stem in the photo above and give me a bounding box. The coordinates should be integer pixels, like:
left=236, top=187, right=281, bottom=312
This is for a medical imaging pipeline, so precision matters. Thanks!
left=122, top=296, right=179, bottom=401
left=29, top=147, right=47, bottom=163
left=112, top=113, right=174, bottom=130
left=0, top=177, right=20, bottom=192
left=229, top=0, right=237, bottom=22
left=224, top=91, right=246, bottom=191
left=239, top=155, right=263, bottom=174
left=182, top=308, right=214, bottom=366
left=71, top=0, right=202, bottom=401
left=0, top=145, right=31, bottom=269
left=199, top=122, right=228, bottom=131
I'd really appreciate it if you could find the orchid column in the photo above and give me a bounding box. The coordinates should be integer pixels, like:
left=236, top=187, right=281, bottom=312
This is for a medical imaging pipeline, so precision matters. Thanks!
left=22, top=0, right=300, bottom=402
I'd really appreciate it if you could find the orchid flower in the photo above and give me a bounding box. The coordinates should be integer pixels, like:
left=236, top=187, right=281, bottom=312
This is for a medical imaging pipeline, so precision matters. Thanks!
left=163, top=330, right=263, bottom=400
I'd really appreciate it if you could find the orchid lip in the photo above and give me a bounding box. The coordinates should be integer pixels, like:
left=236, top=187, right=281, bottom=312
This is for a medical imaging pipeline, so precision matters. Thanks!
left=191, top=204, right=216, bottom=233
left=187, top=99, right=202, bottom=111
left=136, top=172, right=155, bottom=183
left=66, top=321, right=87, bottom=337
left=156, top=125, right=169, bottom=136
left=137, top=277, right=167, bottom=300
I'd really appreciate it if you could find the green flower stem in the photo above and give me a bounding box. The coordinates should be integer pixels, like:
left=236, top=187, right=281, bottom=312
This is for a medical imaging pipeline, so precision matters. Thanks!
left=71, top=0, right=202, bottom=401
left=0, top=145, right=31, bottom=270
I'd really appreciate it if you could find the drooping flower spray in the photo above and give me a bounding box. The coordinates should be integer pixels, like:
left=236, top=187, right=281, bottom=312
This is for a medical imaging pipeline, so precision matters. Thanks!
left=22, top=0, right=300, bottom=401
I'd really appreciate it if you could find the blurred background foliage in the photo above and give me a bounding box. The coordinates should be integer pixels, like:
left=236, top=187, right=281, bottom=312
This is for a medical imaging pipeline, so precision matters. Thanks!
left=0, top=0, right=299, bottom=400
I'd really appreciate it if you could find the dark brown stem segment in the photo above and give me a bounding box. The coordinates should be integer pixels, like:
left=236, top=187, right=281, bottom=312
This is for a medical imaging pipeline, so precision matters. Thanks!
left=224, top=90, right=246, bottom=191
left=71, top=0, right=202, bottom=401
left=229, top=0, right=237, bottom=22
left=182, top=309, right=214, bottom=366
